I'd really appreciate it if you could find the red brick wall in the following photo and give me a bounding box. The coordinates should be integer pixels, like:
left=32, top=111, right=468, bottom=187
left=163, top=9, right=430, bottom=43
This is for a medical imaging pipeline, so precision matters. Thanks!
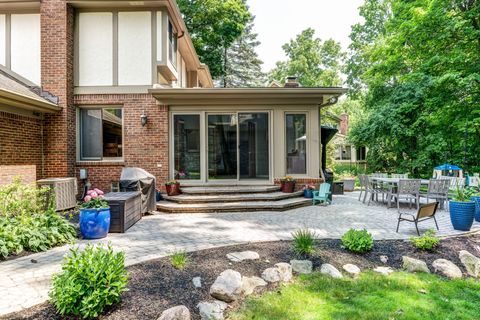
left=0, top=111, right=44, bottom=182
left=74, top=94, right=169, bottom=193
left=41, top=0, right=76, bottom=178
left=274, top=178, right=325, bottom=192
left=0, top=165, right=37, bottom=186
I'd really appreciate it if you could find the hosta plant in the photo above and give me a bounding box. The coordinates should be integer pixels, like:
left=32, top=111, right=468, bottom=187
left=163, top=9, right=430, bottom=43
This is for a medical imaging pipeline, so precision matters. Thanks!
left=341, top=228, right=374, bottom=253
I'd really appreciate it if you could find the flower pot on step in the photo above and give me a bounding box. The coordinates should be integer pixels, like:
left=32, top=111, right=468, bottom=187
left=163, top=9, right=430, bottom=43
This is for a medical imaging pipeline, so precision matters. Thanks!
left=166, top=183, right=181, bottom=196
left=282, top=181, right=295, bottom=193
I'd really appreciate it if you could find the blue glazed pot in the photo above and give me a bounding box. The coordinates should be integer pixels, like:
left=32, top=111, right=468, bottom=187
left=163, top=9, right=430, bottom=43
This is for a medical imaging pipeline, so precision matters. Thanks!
left=79, top=208, right=111, bottom=239
left=449, top=201, right=475, bottom=231
left=472, top=196, right=480, bottom=222
left=304, top=189, right=314, bottom=198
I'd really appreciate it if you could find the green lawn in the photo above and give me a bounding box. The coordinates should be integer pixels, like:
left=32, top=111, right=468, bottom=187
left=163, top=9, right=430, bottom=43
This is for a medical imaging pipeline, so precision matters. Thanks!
left=230, top=271, right=480, bottom=320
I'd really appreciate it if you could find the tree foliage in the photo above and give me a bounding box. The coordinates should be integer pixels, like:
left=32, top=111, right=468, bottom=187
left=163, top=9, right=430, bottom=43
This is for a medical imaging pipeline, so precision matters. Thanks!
left=177, top=0, right=251, bottom=79
left=269, top=28, right=344, bottom=87
left=347, top=0, right=480, bottom=176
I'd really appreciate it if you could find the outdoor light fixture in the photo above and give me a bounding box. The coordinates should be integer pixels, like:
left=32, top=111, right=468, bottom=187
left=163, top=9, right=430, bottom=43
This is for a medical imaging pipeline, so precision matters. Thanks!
left=141, top=110, right=148, bottom=127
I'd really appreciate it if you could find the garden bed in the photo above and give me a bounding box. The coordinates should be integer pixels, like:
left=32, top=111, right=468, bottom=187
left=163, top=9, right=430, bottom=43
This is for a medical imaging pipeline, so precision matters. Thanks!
left=5, top=232, right=480, bottom=320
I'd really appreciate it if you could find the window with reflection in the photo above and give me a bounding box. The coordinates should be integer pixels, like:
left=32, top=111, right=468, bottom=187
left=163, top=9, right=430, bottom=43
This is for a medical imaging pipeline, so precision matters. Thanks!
left=173, top=114, right=200, bottom=180
left=286, top=114, right=306, bottom=174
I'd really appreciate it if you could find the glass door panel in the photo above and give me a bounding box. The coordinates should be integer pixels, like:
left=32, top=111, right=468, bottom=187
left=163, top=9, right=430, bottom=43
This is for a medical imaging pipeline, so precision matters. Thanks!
left=239, top=113, right=269, bottom=180
left=173, top=114, right=200, bottom=180
left=208, top=114, right=238, bottom=180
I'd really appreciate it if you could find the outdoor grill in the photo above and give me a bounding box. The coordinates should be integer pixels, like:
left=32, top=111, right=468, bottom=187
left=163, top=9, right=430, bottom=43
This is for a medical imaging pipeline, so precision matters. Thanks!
left=119, top=167, right=156, bottom=213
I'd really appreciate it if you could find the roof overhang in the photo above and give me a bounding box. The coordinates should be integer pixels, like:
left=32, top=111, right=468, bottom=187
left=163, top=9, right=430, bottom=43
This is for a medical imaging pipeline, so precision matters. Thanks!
left=149, top=87, right=348, bottom=106
left=0, top=88, right=61, bottom=113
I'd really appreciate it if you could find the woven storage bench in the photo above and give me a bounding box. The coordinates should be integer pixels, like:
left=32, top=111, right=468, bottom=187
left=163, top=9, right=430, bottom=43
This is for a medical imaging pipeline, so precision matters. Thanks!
left=104, top=192, right=142, bottom=233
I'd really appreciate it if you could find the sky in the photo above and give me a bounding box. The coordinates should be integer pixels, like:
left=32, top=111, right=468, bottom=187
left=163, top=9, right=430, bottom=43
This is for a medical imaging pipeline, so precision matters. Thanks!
left=247, top=0, right=365, bottom=72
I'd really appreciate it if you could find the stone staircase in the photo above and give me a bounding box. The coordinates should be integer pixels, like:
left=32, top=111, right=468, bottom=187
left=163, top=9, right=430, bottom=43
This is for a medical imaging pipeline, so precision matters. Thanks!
left=156, top=185, right=311, bottom=213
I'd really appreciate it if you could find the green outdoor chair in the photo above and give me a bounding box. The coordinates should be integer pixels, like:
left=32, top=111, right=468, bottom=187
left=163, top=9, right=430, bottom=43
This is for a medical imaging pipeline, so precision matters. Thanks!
left=312, top=183, right=331, bottom=205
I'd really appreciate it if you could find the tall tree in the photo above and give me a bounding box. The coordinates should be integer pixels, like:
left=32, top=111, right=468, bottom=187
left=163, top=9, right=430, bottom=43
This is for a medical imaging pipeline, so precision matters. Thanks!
left=177, top=0, right=251, bottom=79
left=268, top=28, right=344, bottom=87
left=219, top=17, right=265, bottom=87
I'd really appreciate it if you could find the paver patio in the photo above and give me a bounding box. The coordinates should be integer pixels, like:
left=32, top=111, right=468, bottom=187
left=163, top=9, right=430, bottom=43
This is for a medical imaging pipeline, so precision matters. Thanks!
left=0, top=191, right=478, bottom=315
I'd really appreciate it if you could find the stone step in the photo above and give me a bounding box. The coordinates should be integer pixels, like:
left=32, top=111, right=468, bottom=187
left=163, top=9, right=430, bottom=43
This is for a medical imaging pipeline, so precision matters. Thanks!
left=162, top=191, right=304, bottom=203
left=156, top=197, right=312, bottom=213
left=179, top=185, right=280, bottom=195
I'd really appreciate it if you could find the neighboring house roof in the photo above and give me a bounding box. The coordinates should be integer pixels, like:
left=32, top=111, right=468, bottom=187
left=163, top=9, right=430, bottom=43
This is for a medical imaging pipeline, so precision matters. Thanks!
left=0, top=66, right=60, bottom=113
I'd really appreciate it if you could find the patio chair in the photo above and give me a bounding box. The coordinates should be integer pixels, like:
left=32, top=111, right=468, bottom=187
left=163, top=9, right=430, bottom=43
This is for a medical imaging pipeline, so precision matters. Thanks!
left=420, top=179, right=450, bottom=211
left=358, top=174, right=367, bottom=201
left=312, top=183, right=331, bottom=205
left=390, top=179, right=422, bottom=212
left=364, top=175, right=387, bottom=206
left=396, top=202, right=439, bottom=236
left=392, top=173, right=409, bottom=179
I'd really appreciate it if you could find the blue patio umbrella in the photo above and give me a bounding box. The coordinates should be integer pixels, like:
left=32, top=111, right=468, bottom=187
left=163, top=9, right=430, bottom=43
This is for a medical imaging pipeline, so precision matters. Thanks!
left=435, top=163, right=462, bottom=171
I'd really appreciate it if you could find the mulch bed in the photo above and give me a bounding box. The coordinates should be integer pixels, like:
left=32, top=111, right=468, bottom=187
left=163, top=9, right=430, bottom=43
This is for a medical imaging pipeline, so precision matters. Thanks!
left=4, top=233, right=480, bottom=320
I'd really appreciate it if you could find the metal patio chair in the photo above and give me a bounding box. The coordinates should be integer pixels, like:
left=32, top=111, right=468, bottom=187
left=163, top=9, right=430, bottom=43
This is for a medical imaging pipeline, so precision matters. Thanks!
left=390, top=179, right=422, bottom=212
left=396, top=202, right=439, bottom=236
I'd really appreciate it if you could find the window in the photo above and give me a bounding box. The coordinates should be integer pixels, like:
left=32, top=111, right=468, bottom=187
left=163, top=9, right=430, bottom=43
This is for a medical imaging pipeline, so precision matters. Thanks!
left=173, top=114, right=200, bottom=180
left=356, top=146, right=367, bottom=161
left=343, top=145, right=352, bottom=160
left=168, top=20, right=177, bottom=67
left=79, top=108, right=123, bottom=161
left=286, top=114, right=307, bottom=174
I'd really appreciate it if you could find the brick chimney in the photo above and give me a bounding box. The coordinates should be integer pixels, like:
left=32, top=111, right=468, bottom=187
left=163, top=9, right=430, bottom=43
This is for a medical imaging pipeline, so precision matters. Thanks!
left=284, top=76, right=300, bottom=88
left=339, top=112, right=349, bottom=135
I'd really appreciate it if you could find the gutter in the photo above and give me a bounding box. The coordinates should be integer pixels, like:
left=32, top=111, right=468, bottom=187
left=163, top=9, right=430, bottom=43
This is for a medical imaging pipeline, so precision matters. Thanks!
left=0, top=88, right=61, bottom=113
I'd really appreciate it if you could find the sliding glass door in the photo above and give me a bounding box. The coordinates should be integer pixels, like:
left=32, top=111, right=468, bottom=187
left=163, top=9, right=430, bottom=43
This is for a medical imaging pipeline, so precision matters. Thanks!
left=207, top=112, right=269, bottom=181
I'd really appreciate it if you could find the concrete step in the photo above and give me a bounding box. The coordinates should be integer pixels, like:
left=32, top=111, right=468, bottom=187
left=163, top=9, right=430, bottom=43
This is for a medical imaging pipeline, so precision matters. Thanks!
left=156, top=197, right=312, bottom=213
left=180, top=185, right=280, bottom=195
left=163, top=191, right=304, bottom=203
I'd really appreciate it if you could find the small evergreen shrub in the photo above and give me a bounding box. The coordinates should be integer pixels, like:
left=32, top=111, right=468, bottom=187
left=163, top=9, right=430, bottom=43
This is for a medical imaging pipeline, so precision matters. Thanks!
left=410, top=229, right=440, bottom=251
left=341, top=229, right=374, bottom=253
left=49, top=244, right=128, bottom=319
left=170, top=250, right=188, bottom=270
left=292, top=228, right=317, bottom=256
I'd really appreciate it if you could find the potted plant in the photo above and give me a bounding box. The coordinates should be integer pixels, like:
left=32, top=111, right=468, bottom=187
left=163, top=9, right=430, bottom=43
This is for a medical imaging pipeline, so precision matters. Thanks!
left=79, top=188, right=110, bottom=239
left=449, top=187, right=477, bottom=231
left=303, top=183, right=315, bottom=198
left=469, top=187, right=480, bottom=221
left=280, top=176, right=296, bottom=193
left=165, top=180, right=181, bottom=196
left=339, top=173, right=356, bottom=192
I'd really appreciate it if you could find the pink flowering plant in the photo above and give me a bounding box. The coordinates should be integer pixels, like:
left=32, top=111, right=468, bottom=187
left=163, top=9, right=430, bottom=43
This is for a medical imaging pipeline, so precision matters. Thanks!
left=303, top=183, right=316, bottom=191
left=81, top=188, right=109, bottom=209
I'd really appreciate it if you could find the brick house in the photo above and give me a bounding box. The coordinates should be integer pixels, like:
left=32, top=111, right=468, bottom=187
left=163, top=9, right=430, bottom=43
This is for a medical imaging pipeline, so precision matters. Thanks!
left=0, top=0, right=346, bottom=198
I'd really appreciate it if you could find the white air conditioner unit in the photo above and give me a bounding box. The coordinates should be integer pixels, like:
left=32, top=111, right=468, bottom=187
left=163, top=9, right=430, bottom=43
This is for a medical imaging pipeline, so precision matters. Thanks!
left=37, top=177, right=77, bottom=211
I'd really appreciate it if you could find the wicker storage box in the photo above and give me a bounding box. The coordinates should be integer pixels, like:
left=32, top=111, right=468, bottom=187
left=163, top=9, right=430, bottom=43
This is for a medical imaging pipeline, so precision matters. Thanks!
left=104, top=192, right=142, bottom=233
left=37, top=177, right=77, bottom=211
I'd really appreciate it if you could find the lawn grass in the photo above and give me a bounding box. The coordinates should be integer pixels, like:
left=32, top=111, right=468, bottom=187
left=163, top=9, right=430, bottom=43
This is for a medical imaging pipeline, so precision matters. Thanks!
left=230, top=271, right=480, bottom=320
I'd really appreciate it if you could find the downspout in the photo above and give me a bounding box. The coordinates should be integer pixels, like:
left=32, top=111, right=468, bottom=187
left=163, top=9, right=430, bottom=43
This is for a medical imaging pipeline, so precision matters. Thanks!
left=40, top=115, right=45, bottom=179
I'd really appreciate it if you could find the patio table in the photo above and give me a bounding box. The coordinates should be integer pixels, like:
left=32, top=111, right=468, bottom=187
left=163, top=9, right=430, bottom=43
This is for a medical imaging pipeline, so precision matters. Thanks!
left=370, top=177, right=430, bottom=208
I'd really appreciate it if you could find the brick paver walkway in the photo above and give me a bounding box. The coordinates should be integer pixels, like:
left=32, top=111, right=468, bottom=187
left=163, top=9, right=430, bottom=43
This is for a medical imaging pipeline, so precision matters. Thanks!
left=1, top=192, right=478, bottom=315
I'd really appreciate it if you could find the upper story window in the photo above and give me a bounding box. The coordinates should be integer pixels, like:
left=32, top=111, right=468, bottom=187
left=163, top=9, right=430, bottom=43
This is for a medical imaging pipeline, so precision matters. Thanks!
left=0, top=13, right=40, bottom=84
left=356, top=146, right=367, bottom=161
left=168, top=21, right=177, bottom=68
left=79, top=107, right=123, bottom=161
left=335, top=145, right=352, bottom=161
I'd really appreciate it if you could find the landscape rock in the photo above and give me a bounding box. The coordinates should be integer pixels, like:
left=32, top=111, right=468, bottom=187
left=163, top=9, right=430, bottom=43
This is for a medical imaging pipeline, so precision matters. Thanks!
left=209, top=270, right=243, bottom=302
left=192, top=277, right=202, bottom=288
left=380, top=255, right=389, bottom=264
left=373, top=266, right=394, bottom=275
left=459, top=250, right=480, bottom=277
left=290, top=260, right=313, bottom=274
left=342, top=264, right=361, bottom=276
left=197, top=300, right=228, bottom=320
left=320, top=263, right=343, bottom=278
left=226, top=251, right=260, bottom=262
left=432, top=259, right=463, bottom=279
left=261, top=267, right=282, bottom=283
left=275, top=262, right=293, bottom=282
left=158, top=305, right=190, bottom=320
left=241, top=276, right=267, bottom=295
left=402, top=256, right=430, bottom=273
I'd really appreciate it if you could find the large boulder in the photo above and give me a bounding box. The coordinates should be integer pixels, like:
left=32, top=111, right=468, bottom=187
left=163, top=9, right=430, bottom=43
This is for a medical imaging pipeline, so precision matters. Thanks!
left=197, top=300, right=228, bottom=320
left=241, top=276, right=267, bottom=295
left=342, top=264, right=361, bottom=276
left=209, top=270, right=243, bottom=302
left=290, top=260, right=313, bottom=274
left=226, top=251, right=260, bottom=262
left=402, top=256, right=430, bottom=273
left=157, top=305, right=190, bottom=320
left=261, top=267, right=281, bottom=283
left=373, top=266, right=394, bottom=276
left=432, top=259, right=463, bottom=279
left=275, top=263, right=293, bottom=282
left=320, top=263, right=343, bottom=278
left=459, top=250, right=480, bottom=277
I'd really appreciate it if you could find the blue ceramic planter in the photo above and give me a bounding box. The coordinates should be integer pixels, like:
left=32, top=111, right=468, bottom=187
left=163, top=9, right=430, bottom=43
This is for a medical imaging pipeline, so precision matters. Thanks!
left=304, top=189, right=314, bottom=198
left=449, top=201, right=475, bottom=231
left=472, top=196, right=480, bottom=222
left=80, top=208, right=111, bottom=239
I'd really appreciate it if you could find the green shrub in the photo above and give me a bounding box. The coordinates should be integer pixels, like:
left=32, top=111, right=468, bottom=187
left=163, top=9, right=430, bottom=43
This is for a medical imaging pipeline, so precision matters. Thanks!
left=0, top=178, right=53, bottom=217
left=170, top=250, right=188, bottom=270
left=410, top=229, right=440, bottom=251
left=50, top=244, right=128, bottom=319
left=341, top=229, right=374, bottom=253
left=292, top=228, right=317, bottom=256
